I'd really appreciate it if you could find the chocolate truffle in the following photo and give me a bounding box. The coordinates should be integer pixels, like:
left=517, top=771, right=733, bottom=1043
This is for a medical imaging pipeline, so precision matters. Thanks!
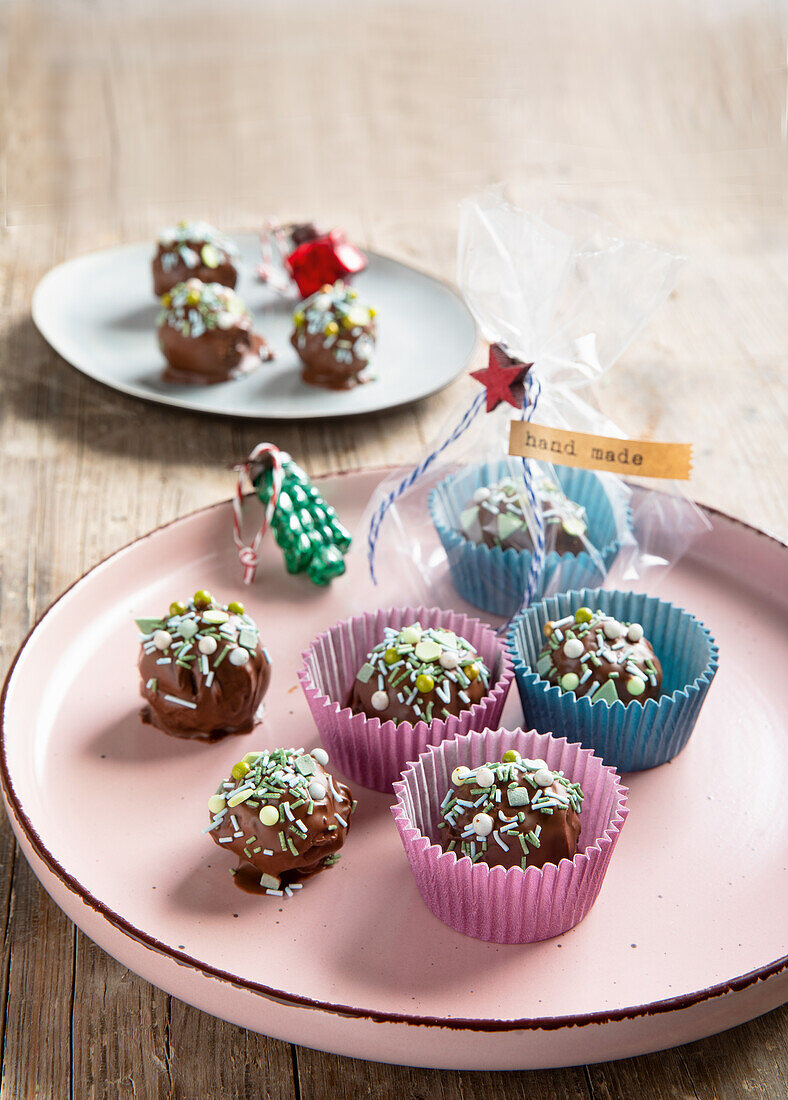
left=206, top=746, right=355, bottom=895
left=438, top=751, right=583, bottom=870
left=291, top=281, right=376, bottom=390
left=158, top=279, right=273, bottom=384
left=461, top=474, right=588, bottom=555
left=137, top=591, right=271, bottom=741
left=348, top=623, right=491, bottom=726
left=153, top=220, right=238, bottom=297
left=536, top=606, right=662, bottom=705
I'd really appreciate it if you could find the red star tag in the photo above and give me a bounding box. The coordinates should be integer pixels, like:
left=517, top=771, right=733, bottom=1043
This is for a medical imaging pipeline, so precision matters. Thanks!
left=470, top=343, right=532, bottom=412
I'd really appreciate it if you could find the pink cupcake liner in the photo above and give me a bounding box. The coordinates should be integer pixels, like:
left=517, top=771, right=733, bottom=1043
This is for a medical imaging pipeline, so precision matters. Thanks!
left=391, top=727, right=629, bottom=943
left=298, top=606, right=514, bottom=792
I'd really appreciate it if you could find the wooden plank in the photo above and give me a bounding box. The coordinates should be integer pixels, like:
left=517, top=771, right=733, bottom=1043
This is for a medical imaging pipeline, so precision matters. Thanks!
left=586, top=1005, right=788, bottom=1100
left=0, top=857, right=76, bottom=1099
left=292, top=1047, right=591, bottom=1099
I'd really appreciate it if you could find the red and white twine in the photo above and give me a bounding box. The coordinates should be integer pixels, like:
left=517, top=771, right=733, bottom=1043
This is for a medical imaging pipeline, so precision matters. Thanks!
left=257, top=218, right=293, bottom=294
left=232, top=442, right=285, bottom=585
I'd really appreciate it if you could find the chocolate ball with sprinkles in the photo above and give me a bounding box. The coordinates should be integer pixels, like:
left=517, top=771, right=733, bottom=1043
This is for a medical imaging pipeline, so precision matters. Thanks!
left=460, top=473, right=588, bottom=555
left=347, top=623, right=490, bottom=726
left=205, top=746, right=355, bottom=896
left=537, top=606, right=662, bottom=705
left=291, top=281, right=376, bottom=390
left=153, top=220, right=239, bottom=297
left=158, top=279, right=273, bottom=385
left=438, top=751, right=583, bottom=870
left=136, top=592, right=272, bottom=741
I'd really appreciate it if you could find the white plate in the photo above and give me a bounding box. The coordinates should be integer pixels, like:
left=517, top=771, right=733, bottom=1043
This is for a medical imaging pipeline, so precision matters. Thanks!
left=32, top=237, right=477, bottom=419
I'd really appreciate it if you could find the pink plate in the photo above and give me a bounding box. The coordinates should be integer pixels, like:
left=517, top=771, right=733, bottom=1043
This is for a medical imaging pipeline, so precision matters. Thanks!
left=1, top=469, right=786, bottom=1070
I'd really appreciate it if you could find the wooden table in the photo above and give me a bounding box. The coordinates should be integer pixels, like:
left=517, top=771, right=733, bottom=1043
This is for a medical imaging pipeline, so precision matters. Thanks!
left=1, top=0, right=786, bottom=1095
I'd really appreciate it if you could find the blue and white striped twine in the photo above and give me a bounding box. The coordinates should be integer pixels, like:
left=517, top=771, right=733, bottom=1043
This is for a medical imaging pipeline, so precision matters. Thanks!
left=367, top=373, right=546, bottom=625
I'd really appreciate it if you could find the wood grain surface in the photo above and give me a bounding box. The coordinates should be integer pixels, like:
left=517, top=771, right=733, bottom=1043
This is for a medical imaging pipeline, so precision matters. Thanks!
left=1, top=0, right=786, bottom=1096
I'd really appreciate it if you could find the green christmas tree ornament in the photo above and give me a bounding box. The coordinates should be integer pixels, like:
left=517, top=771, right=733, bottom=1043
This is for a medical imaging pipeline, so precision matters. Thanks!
left=233, top=443, right=351, bottom=586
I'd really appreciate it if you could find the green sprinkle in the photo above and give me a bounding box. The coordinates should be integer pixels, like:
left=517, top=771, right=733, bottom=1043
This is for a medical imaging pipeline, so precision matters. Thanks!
left=135, top=618, right=164, bottom=634
left=295, top=753, right=316, bottom=776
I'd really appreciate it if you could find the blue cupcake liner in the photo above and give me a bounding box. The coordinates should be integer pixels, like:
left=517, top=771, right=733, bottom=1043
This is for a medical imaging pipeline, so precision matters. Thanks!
left=430, top=459, right=627, bottom=618
left=506, top=587, right=719, bottom=772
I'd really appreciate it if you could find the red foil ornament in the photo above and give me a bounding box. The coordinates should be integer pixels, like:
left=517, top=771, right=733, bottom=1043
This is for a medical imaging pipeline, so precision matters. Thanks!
left=285, top=229, right=368, bottom=299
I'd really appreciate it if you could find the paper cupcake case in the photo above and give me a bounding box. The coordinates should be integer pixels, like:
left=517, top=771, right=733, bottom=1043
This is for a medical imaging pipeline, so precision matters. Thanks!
left=299, top=606, right=514, bottom=792
left=429, top=459, right=627, bottom=618
left=392, top=727, right=629, bottom=943
left=507, top=587, right=719, bottom=773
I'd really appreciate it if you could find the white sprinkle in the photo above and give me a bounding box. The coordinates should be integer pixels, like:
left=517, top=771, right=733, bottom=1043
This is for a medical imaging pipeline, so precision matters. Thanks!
left=163, top=694, right=197, bottom=709
left=435, top=684, right=452, bottom=705
left=218, top=836, right=232, bottom=844
left=156, top=658, right=172, bottom=665
left=335, top=814, right=347, bottom=828
left=472, top=812, right=494, bottom=836
left=492, top=830, right=510, bottom=852
left=371, top=690, right=389, bottom=711
left=326, top=774, right=344, bottom=802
